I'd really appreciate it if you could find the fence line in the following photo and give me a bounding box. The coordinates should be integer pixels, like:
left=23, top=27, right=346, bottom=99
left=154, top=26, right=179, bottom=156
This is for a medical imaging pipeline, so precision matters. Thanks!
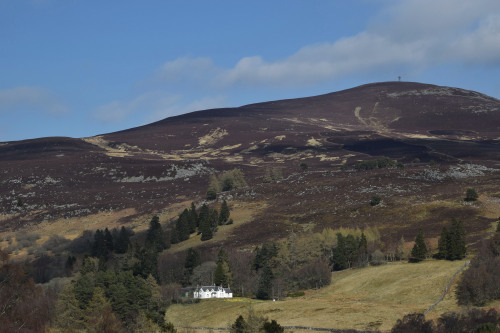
left=175, top=325, right=387, bottom=333
left=424, top=260, right=470, bottom=315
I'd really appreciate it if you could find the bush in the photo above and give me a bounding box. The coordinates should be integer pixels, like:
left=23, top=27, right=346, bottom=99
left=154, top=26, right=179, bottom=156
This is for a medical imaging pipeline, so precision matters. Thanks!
left=287, top=291, right=305, bottom=298
left=465, top=188, right=479, bottom=202
left=370, top=195, right=381, bottom=206
left=391, top=313, right=433, bottom=333
left=355, top=157, right=397, bottom=171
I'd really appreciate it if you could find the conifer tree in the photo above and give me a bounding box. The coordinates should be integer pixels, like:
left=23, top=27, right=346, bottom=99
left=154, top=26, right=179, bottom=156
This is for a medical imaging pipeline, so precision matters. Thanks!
left=114, top=227, right=130, bottom=254
left=437, top=227, right=449, bottom=259
left=84, top=287, right=123, bottom=333
left=104, top=228, right=114, bottom=254
left=448, top=219, right=466, bottom=260
left=176, top=211, right=190, bottom=242
left=331, top=233, right=348, bottom=270
left=256, top=265, right=273, bottom=300
left=219, top=200, right=230, bottom=225
left=184, top=248, right=201, bottom=276
left=91, top=229, right=107, bottom=259
left=199, top=217, right=213, bottom=241
left=411, top=229, right=428, bottom=262
left=231, top=315, right=248, bottom=333
left=189, top=202, right=198, bottom=229
left=54, top=284, right=85, bottom=332
left=145, top=215, right=166, bottom=252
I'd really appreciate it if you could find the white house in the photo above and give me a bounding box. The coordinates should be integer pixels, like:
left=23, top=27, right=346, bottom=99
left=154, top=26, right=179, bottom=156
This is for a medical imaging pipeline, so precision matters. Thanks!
left=193, top=286, right=233, bottom=299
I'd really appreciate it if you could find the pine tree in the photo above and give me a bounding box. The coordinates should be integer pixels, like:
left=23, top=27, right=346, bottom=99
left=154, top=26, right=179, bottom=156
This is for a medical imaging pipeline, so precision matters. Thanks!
left=184, top=248, right=201, bottom=275
left=231, top=315, right=248, bottom=333
left=331, top=233, right=348, bottom=270
left=437, top=227, right=449, bottom=259
left=465, top=188, right=478, bottom=202
left=263, top=319, right=284, bottom=333
left=54, top=284, right=85, bottom=332
left=104, top=228, right=114, bottom=254
left=145, top=215, right=166, bottom=252
left=411, top=229, right=428, bottom=262
left=92, top=229, right=107, bottom=259
left=114, top=227, right=130, bottom=254
left=176, top=211, right=190, bottom=242
left=219, top=200, right=230, bottom=225
left=197, top=204, right=210, bottom=230
left=448, top=219, right=466, bottom=260
left=199, top=217, right=213, bottom=241
left=84, top=287, right=123, bottom=333
left=189, top=202, right=198, bottom=229
left=256, top=265, right=273, bottom=300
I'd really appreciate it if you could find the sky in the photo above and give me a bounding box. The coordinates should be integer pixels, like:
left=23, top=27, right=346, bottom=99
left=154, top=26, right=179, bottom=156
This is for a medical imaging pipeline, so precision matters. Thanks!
left=1, top=0, right=500, bottom=142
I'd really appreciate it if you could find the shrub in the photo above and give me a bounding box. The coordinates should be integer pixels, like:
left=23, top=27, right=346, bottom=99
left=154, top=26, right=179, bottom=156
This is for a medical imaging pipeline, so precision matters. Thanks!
left=391, top=313, right=433, bottom=333
left=287, top=291, right=305, bottom=298
left=465, top=188, right=479, bottom=202
left=370, top=195, right=381, bottom=206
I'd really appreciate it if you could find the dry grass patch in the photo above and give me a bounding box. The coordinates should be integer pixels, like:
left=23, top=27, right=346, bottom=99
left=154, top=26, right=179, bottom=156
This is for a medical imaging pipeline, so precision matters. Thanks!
left=165, top=260, right=466, bottom=332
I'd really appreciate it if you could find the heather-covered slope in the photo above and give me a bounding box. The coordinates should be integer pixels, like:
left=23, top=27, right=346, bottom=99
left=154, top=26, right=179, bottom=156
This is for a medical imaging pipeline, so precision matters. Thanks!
left=1, top=82, right=500, bottom=250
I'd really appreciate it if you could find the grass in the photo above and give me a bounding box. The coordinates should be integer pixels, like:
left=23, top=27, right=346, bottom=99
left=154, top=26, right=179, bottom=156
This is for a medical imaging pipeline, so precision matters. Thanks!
left=165, top=260, right=467, bottom=332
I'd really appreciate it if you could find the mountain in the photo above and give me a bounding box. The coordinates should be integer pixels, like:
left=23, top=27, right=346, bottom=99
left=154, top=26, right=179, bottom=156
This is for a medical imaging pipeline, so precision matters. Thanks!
left=1, top=81, right=500, bottom=249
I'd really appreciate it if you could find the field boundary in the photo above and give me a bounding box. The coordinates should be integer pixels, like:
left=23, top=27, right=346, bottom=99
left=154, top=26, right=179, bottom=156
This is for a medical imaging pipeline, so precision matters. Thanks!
left=175, top=326, right=387, bottom=333
left=424, top=260, right=470, bottom=315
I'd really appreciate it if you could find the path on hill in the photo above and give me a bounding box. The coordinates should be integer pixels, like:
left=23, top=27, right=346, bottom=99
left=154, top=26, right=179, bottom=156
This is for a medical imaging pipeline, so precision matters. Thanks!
left=424, top=260, right=470, bottom=315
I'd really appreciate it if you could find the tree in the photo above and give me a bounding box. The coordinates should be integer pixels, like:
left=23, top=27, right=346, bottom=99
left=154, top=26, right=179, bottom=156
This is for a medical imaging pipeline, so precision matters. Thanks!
left=184, top=248, right=201, bottom=276
left=219, top=200, right=230, bottom=225
left=256, top=265, right=273, bottom=300
left=263, top=319, right=284, bottom=333
left=92, top=229, right=107, bottom=259
left=214, top=261, right=232, bottom=287
left=176, top=210, right=190, bottom=242
left=391, top=313, right=434, bottom=333
left=397, top=236, right=406, bottom=260
left=104, top=228, right=114, bottom=253
left=410, top=229, right=428, bottom=262
left=370, top=195, right=381, bottom=206
left=331, top=233, right=348, bottom=271
left=448, top=219, right=466, bottom=260
left=114, top=227, right=130, bottom=254
left=465, top=188, right=479, bottom=202
left=436, top=227, right=450, bottom=259
left=300, top=162, right=308, bottom=171
left=54, top=284, right=85, bottom=332
left=84, top=287, right=124, bottom=333
left=231, top=315, right=248, bottom=333
left=145, top=215, right=167, bottom=252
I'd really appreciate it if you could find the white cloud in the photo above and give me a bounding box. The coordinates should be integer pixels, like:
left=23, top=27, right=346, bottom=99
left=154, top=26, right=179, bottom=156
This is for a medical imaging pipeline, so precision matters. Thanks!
left=145, top=95, right=228, bottom=124
left=153, top=0, right=500, bottom=89
left=450, top=14, right=500, bottom=64
left=0, top=86, right=69, bottom=114
left=95, top=91, right=228, bottom=125
left=94, top=91, right=181, bottom=123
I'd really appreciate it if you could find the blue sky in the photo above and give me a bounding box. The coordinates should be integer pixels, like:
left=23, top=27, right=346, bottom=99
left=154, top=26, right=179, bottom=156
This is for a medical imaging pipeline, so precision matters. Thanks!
left=1, top=0, right=500, bottom=142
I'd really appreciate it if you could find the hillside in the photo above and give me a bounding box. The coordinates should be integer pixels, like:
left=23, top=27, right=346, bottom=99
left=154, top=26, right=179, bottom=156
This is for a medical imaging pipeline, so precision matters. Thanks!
left=164, top=260, right=466, bottom=332
left=1, top=81, right=500, bottom=252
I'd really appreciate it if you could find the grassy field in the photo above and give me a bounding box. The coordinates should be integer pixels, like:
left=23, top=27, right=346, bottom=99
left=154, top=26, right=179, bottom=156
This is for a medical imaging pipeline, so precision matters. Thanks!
left=165, top=260, right=468, bottom=332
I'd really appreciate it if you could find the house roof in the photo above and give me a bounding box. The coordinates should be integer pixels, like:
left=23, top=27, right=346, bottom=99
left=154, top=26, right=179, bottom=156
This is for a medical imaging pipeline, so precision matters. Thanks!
left=196, top=286, right=232, bottom=293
